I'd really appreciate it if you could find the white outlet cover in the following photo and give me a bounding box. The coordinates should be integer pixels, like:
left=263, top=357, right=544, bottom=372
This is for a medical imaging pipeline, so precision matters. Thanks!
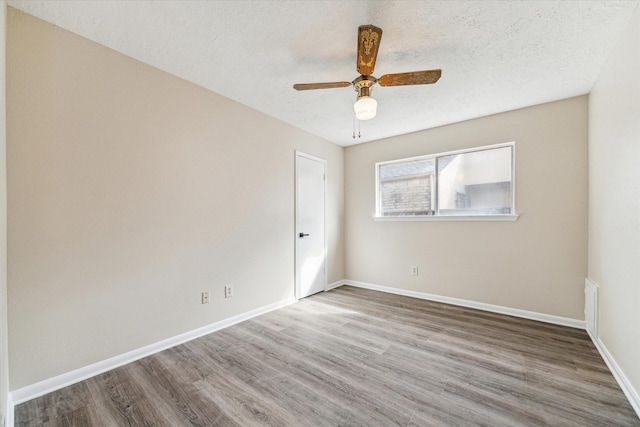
left=201, top=291, right=210, bottom=304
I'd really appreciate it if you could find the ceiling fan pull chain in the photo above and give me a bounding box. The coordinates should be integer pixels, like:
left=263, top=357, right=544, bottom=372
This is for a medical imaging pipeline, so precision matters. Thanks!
left=352, top=117, right=362, bottom=139
left=352, top=116, right=356, bottom=139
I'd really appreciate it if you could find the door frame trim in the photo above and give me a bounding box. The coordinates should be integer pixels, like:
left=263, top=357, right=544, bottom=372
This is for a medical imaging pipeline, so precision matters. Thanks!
left=294, top=151, right=327, bottom=300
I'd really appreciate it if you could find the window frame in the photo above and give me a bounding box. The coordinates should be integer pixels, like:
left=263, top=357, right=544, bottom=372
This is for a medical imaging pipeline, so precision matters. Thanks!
left=374, top=142, right=518, bottom=222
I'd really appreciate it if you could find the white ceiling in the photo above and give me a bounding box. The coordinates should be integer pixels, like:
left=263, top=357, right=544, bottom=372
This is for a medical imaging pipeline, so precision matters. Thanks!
left=7, top=0, right=639, bottom=146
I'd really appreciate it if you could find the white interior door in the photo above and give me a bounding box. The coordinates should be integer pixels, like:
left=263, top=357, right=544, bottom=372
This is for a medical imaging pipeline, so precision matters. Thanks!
left=295, top=152, right=326, bottom=299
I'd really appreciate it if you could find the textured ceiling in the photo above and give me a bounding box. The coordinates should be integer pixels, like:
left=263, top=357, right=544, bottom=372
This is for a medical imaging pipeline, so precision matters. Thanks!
left=7, top=0, right=639, bottom=146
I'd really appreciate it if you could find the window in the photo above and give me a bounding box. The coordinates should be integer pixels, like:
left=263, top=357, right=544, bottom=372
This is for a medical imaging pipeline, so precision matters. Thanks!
left=375, top=143, right=515, bottom=220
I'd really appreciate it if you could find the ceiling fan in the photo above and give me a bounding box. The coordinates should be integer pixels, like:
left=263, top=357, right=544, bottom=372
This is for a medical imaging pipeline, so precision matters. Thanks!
left=293, top=25, right=442, bottom=121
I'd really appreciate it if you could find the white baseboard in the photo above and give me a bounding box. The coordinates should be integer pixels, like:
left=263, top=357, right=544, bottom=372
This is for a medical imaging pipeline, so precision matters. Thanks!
left=325, top=280, right=345, bottom=292
left=338, top=280, right=586, bottom=329
left=587, top=330, right=640, bottom=419
left=10, top=296, right=296, bottom=406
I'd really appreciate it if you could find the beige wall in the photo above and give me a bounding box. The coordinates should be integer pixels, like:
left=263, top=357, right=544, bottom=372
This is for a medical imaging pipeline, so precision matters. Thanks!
left=588, top=5, right=640, bottom=401
left=8, top=1, right=637, bottom=405
left=345, top=96, right=588, bottom=320
left=6, top=9, right=343, bottom=390
left=1, top=2, right=8, bottom=423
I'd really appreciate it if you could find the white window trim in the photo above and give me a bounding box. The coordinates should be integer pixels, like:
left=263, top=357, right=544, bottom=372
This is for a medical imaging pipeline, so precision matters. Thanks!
left=374, top=214, right=519, bottom=222
left=375, top=142, right=517, bottom=221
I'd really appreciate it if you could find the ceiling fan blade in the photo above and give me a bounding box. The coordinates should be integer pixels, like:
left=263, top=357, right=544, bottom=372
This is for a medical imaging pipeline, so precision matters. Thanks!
left=293, top=82, right=352, bottom=91
left=357, top=25, right=383, bottom=76
left=378, top=69, right=442, bottom=87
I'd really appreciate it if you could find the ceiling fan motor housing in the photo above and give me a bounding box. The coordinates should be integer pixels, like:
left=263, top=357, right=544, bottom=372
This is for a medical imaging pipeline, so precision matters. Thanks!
left=353, top=75, right=377, bottom=99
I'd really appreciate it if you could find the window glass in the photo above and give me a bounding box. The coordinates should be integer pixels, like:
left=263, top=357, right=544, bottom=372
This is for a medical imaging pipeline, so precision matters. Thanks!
left=437, top=146, right=512, bottom=215
left=376, top=144, right=514, bottom=218
left=379, top=159, right=435, bottom=216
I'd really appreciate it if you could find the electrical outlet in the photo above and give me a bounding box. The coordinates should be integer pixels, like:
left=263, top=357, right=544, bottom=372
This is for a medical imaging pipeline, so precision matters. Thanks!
left=225, top=285, right=233, bottom=299
left=411, top=266, right=419, bottom=276
left=201, top=291, right=210, bottom=304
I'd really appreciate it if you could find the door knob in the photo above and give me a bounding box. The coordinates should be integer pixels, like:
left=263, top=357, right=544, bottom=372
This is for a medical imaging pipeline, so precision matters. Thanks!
left=299, top=232, right=309, bottom=238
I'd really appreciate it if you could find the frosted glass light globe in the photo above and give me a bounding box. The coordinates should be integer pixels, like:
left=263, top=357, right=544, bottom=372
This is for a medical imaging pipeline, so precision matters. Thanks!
left=354, top=96, right=377, bottom=120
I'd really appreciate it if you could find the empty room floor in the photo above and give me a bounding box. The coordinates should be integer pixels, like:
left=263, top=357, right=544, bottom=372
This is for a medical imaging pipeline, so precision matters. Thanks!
left=14, top=286, right=640, bottom=426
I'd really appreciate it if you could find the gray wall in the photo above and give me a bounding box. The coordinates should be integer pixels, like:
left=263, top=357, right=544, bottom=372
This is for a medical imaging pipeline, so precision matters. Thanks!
left=7, top=8, right=344, bottom=389
left=345, top=96, right=588, bottom=320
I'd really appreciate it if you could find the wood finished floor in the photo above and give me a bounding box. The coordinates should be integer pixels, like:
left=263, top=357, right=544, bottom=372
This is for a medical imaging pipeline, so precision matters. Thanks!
left=15, top=286, right=640, bottom=426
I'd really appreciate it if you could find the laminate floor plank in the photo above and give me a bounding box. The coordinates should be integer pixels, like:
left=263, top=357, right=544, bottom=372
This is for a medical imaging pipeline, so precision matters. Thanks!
left=52, top=406, right=91, bottom=427
left=260, top=301, right=354, bottom=329
left=14, top=286, right=640, bottom=426
left=135, top=355, right=220, bottom=426
left=242, top=336, right=407, bottom=425
left=85, top=365, right=160, bottom=426
left=125, top=363, right=203, bottom=427
left=234, top=323, right=415, bottom=425
left=193, top=373, right=296, bottom=427
left=441, top=378, right=547, bottom=427
left=249, top=373, right=362, bottom=427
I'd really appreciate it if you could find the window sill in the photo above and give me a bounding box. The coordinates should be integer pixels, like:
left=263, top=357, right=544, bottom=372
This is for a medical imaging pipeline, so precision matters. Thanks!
left=374, top=214, right=519, bottom=222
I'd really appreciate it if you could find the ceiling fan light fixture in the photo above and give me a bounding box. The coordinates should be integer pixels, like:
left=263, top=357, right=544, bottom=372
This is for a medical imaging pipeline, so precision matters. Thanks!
left=354, top=96, right=377, bottom=120
left=293, top=25, right=442, bottom=124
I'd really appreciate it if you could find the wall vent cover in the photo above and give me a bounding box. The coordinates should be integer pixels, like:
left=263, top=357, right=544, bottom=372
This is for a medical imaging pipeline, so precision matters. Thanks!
left=585, top=279, right=599, bottom=337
